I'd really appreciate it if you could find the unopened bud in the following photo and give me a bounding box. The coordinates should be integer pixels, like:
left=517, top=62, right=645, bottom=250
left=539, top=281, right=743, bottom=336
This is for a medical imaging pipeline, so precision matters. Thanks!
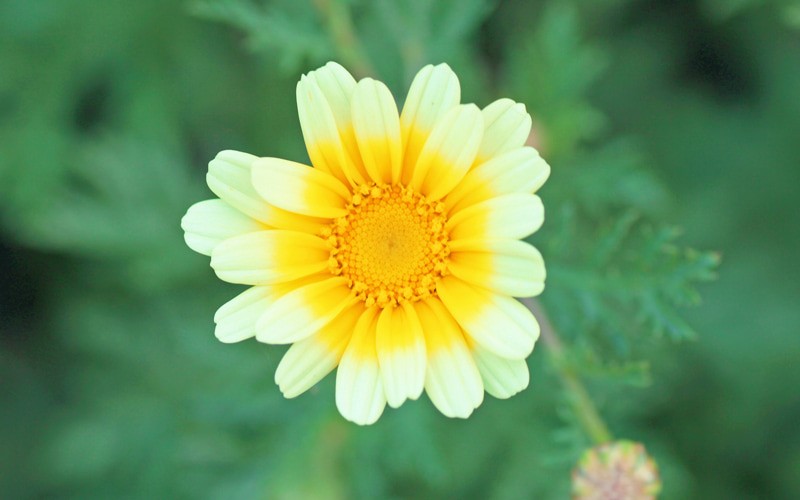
left=572, top=440, right=661, bottom=500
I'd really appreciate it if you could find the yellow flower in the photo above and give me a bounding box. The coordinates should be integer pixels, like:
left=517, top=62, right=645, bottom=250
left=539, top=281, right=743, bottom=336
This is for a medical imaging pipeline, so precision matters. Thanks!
left=572, top=441, right=662, bottom=500
left=181, top=62, right=550, bottom=425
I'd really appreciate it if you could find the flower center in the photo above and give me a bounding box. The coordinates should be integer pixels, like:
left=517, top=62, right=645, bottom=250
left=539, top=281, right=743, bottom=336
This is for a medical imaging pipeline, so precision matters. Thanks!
left=322, top=183, right=450, bottom=308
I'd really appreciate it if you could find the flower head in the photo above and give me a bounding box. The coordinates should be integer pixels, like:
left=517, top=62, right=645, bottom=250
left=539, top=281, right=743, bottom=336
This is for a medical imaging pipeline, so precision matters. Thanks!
left=181, top=62, right=550, bottom=424
left=572, top=441, right=662, bottom=500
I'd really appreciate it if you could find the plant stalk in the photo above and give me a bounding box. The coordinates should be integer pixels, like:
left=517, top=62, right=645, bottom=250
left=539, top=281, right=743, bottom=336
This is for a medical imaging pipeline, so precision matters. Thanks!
left=313, top=0, right=376, bottom=79
left=522, top=298, right=613, bottom=445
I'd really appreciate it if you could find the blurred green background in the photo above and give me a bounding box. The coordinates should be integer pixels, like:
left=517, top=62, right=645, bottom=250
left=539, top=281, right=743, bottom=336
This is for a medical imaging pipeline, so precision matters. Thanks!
left=2, top=0, right=799, bottom=498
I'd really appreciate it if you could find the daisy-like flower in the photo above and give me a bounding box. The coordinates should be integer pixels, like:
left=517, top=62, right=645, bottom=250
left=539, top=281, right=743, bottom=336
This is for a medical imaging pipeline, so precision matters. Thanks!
left=572, top=441, right=662, bottom=500
left=181, top=62, right=550, bottom=425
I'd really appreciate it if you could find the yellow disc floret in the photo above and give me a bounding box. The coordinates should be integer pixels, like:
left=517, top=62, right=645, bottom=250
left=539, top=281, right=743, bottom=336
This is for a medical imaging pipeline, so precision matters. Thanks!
left=322, top=183, right=450, bottom=308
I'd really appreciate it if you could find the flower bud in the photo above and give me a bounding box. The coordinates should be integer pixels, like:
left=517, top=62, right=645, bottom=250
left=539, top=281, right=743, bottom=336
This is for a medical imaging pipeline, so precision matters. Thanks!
left=572, top=440, right=661, bottom=499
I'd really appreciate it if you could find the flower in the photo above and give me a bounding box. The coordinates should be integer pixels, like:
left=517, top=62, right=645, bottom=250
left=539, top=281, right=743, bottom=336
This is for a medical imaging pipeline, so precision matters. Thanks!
left=572, top=441, right=662, bottom=500
left=181, top=62, right=550, bottom=425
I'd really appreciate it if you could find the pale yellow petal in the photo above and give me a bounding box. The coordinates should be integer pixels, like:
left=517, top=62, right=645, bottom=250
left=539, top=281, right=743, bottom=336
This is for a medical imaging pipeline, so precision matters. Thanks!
left=351, top=78, right=402, bottom=184
left=206, top=150, right=323, bottom=233
left=255, top=277, right=355, bottom=344
left=251, top=157, right=351, bottom=219
left=471, top=345, right=530, bottom=399
left=446, top=193, right=544, bottom=241
left=447, top=239, right=546, bottom=297
left=375, top=302, right=426, bottom=408
left=181, top=199, right=264, bottom=256
left=445, top=147, right=550, bottom=215
left=296, top=62, right=368, bottom=186
left=399, top=64, right=461, bottom=184
left=214, top=286, right=280, bottom=343
left=274, top=302, right=363, bottom=398
left=409, top=104, right=484, bottom=200
left=336, top=307, right=386, bottom=425
left=415, top=298, right=484, bottom=418
left=210, top=230, right=329, bottom=285
left=437, top=276, right=539, bottom=360
left=476, top=98, right=532, bottom=164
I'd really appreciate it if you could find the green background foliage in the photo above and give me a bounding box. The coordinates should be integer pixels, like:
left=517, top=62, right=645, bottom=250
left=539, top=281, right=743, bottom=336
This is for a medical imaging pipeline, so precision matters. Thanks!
left=1, top=0, right=797, bottom=498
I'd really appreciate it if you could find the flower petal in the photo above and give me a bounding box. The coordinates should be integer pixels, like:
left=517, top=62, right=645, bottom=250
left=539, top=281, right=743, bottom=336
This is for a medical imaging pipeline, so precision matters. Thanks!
left=255, top=277, right=355, bottom=345
left=471, top=345, right=530, bottom=399
left=296, top=62, right=368, bottom=186
left=275, top=302, right=363, bottom=398
left=446, top=193, right=544, bottom=241
left=181, top=199, right=264, bottom=256
left=376, top=302, right=426, bottom=408
left=206, top=150, right=322, bottom=233
left=214, top=285, right=281, bottom=343
left=211, top=230, right=329, bottom=285
left=408, top=104, right=483, bottom=200
left=436, top=276, right=539, bottom=360
left=399, top=63, right=461, bottom=184
left=447, top=239, right=546, bottom=297
left=336, top=307, right=386, bottom=425
left=251, top=157, right=351, bottom=219
left=445, top=147, right=550, bottom=215
left=415, top=298, right=484, bottom=418
left=476, top=98, right=532, bottom=164
left=351, top=78, right=402, bottom=184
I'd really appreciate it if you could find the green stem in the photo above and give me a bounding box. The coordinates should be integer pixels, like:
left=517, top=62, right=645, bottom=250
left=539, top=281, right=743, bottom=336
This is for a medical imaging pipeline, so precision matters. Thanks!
left=521, top=298, right=613, bottom=445
left=313, top=0, right=376, bottom=79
